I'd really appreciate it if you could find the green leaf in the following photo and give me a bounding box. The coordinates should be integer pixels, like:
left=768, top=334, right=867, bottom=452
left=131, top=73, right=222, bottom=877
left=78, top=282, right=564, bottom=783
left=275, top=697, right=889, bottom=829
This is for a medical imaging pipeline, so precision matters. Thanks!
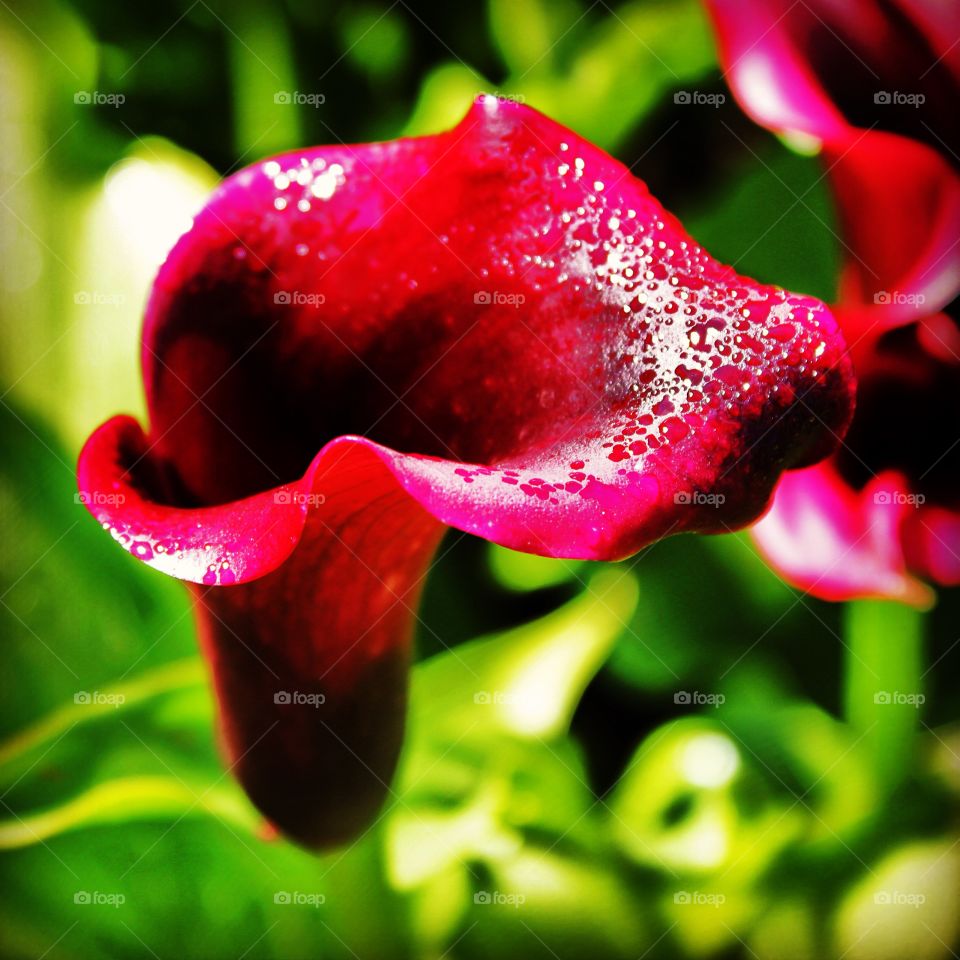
left=0, top=658, right=205, bottom=775
left=610, top=717, right=802, bottom=878
left=339, top=5, right=411, bottom=79
left=402, top=62, right=491, bottom=136
left=512, top=0, right=716, bottom=150
left=487, top=542, right=584, bottom=592
left=405, top=0, right=716, bottom=152
left=459, top=847, right=650, bottom=959
left=226, top=4, right=301, bottom=157
left=488, top=0, right=582, bottom=77
left=409, top=567, right=638, bottom=741
left=0, top=403, right=195, bottom=729
left=608, top=534, right=795, bottom=691
left=388, top=570, right=636, bottom=906
left=681, top=138, right=838, bottom=302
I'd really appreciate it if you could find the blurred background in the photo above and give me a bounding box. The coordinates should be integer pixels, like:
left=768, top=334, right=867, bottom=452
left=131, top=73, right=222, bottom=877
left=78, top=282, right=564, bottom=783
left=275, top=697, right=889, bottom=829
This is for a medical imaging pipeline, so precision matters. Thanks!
left=1, top=0, right=958, bottom=957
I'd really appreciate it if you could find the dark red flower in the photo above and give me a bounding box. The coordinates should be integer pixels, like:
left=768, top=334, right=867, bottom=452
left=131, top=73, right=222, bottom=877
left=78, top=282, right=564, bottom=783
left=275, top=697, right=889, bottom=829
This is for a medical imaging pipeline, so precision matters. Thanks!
left=706, top=0, right=960, bottom=336
left=77, top=99, right=854, bottom=847
left=706, top=0, right=960, bottom=603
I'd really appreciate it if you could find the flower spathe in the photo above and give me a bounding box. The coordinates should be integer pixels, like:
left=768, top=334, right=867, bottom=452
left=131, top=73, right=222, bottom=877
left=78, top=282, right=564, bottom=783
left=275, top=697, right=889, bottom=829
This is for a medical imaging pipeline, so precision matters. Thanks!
left=77, top=98, right=854, bottom=847
left=753, top=314, right=959, bottom=605
left=706, top=0, right=960, bottom=603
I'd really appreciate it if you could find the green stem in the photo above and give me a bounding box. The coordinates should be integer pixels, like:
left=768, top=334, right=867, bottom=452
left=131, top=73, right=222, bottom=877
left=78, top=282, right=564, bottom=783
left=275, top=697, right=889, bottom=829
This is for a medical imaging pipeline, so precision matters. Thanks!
left=0, top=776, right=258, bottom=849
left=843, top=599, right=926, bottom=795
left=0, top=658, right=205, bottom=772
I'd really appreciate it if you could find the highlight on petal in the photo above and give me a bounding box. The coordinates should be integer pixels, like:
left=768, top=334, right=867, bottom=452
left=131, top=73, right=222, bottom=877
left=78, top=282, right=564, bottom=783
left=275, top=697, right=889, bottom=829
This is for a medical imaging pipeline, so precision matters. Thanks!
left=706, top=0, right=847, bottom=145
left=77, top=99, right=855, bottom=847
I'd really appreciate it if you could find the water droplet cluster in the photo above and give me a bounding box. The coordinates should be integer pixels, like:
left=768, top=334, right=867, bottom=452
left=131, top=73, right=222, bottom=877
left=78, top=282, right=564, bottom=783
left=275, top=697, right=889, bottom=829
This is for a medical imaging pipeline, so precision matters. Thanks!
left=263, top=157, right=347, bottom=214
left=434, top=108, right=841, bottom=520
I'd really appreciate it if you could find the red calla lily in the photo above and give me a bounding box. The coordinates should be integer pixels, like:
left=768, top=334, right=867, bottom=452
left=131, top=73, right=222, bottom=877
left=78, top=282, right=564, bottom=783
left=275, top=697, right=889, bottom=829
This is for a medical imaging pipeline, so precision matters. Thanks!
left=706, top=0, right=960, bottom=334
left=77, top=99, right=854, bottom=848
left=706, top=0, right=960, bottom=603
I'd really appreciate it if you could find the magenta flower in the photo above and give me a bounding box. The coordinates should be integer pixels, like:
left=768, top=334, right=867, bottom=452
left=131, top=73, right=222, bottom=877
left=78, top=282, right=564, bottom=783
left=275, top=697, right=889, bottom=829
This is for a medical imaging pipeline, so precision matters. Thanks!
left=706, top=0, right=960, bottom=337
left=706, top=0, right=960, bottom=604
left=753, top=311, right=958, bottom=605
left=77, top=99, right=854, bottom=848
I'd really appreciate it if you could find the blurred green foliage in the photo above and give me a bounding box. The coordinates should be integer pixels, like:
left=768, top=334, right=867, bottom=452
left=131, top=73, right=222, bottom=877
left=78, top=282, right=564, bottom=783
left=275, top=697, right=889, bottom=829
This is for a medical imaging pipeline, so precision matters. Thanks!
left=1, top=0, right=958, bottom=958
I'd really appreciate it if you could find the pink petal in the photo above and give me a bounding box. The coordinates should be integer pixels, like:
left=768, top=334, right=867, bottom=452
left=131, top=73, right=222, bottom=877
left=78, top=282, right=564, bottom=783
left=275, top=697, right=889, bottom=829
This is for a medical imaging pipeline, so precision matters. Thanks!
left=752, top=464, right=933, bottom=605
